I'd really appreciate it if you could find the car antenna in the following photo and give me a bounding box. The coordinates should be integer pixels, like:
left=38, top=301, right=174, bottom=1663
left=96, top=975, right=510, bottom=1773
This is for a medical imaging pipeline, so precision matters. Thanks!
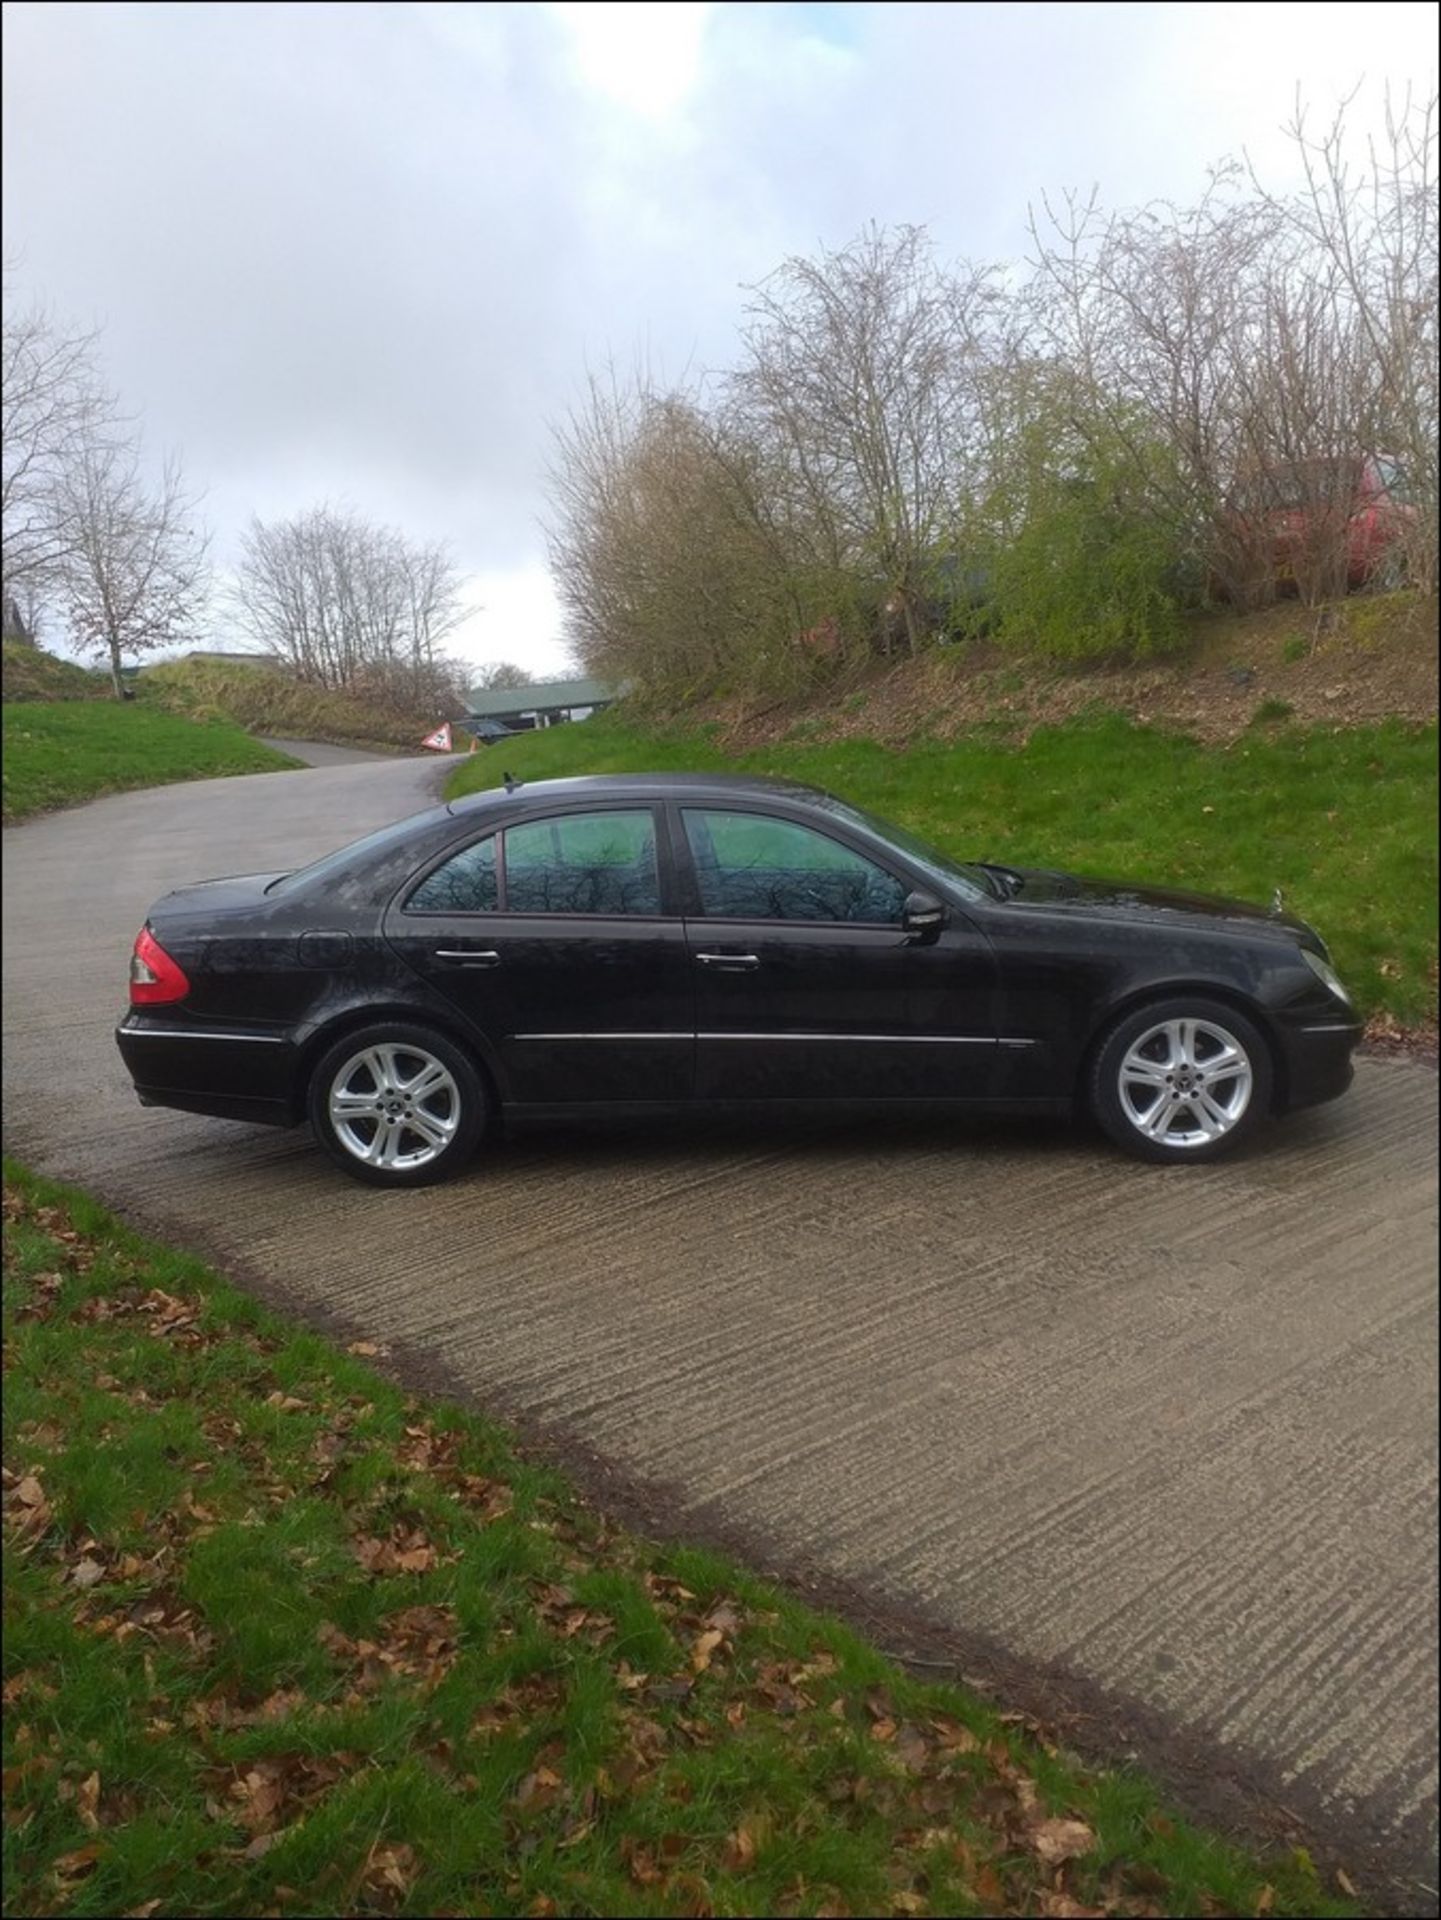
left=502, top=770, right=522, bottom=795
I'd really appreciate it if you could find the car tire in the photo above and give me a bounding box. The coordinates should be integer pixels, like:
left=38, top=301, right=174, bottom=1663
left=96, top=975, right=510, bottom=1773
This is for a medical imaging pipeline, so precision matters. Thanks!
left=308, top=1023, right=488, bottom=1187
left=1087, top=997, right=1273, bottom=1165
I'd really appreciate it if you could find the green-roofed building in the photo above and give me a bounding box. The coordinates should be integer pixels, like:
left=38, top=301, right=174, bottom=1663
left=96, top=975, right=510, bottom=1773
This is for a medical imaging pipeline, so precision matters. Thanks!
left=462, top=675, right=615, bottom=733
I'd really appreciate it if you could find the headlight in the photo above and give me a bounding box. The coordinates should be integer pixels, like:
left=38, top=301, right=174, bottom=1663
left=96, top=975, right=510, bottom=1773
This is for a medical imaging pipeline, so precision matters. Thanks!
left=1301, top=948, right=1352, bottom=1005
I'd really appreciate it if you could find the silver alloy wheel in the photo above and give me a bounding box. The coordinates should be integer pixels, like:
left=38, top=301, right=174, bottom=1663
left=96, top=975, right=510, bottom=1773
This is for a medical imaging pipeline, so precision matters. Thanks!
left=327, top=1042, right=461, bottom=1171
left=1117, top=1016, right=1254, bottom=1150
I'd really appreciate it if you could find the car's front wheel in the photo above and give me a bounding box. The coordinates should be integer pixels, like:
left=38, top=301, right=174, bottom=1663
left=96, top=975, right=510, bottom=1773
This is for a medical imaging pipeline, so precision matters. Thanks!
left=1088, top=997, right=1272, bottom=1164
left=308, top=1023, right=487, bottom=1186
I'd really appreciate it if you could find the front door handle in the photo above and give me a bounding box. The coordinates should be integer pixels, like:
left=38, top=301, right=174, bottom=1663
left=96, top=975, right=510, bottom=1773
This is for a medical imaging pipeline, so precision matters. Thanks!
left=433, top=948, right=501, bottom=968
left=694, top=952, right=760, bottom=971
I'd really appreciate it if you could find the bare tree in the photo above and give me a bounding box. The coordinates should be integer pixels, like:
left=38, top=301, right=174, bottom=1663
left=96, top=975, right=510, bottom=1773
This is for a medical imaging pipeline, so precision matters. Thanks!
left=471, top=660, right=535, bottom=690
left=56, top=442, right=210, bottom=697
left=233, top=506, right=468, bottom=704
left=2, top=277, right=120, bottom=604
left=1257, top=88, right=1439, bottom=591
left=731, top=225, right=1002, bottom=654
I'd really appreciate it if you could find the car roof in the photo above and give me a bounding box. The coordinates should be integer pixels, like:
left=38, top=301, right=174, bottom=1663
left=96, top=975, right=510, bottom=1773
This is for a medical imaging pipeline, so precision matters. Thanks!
left=446, top=772, right=832, bottom=816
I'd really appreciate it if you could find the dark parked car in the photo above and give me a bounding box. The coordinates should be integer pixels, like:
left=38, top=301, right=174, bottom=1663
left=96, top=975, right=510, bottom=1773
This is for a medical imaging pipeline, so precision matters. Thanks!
left=117, top=774, right=1361, bottom=1186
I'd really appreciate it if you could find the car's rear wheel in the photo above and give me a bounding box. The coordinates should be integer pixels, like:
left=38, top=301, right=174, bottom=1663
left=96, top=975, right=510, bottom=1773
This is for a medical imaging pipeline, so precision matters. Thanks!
left=309, top=1023, right=487, bottom=1186
left=1088, top=997, right=1272, bottom=1164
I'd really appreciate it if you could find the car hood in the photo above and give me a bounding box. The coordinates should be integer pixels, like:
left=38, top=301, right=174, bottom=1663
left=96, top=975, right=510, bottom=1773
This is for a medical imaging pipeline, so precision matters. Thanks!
left=995, top=867, right=1321, bottom=946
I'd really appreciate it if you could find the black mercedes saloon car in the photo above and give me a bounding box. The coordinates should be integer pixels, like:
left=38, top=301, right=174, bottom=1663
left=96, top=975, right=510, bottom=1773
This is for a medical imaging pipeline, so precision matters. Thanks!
left=116, top=773, right=1361, bottom=1186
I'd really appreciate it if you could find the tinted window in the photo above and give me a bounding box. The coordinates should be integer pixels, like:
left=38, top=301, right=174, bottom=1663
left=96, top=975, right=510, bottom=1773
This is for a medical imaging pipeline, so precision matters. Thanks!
left=407, top=835, right=498, bottom=913
left=684, top=810, right=907, bottom=923
left=503, top=810, right=661, bottom=916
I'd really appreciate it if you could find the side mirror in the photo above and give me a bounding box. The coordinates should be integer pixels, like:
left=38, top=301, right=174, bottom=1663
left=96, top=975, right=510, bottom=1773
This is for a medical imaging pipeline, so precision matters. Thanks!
left=902, top=889, right=947, bottom=940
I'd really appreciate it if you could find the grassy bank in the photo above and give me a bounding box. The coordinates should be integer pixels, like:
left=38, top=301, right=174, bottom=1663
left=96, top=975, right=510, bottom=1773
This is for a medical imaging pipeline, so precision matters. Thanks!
left=1, top=641, right=108, bottom=704
left=139, top=658, right=440, bottom=753
left=447, top=712, right=1438, bottom=1029
left=1, top=702, right=300, bottom=824
left=1, top=1163, right=1354, bottom=1920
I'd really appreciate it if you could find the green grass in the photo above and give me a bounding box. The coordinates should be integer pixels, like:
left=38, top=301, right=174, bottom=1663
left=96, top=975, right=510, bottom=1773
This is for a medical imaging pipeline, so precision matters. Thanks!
left=2, top=1163, right=1357, bottom=1920
left=1, top=702, right=300, bottom=823
left=450, top=711, right=1439, bottom=1027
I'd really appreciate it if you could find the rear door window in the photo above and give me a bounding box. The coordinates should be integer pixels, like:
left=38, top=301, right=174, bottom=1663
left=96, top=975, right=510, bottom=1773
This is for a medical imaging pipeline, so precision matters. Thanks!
left=406, top=810, right=662, bottom=916
left=502, top=810, right=661, bottom=916
left=407, top=835, right=498, bottom=913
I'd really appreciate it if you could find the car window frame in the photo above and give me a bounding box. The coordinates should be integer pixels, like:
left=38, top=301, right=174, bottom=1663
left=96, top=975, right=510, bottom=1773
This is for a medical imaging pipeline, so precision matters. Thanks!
left=399, top=803, right=678, bottom=921
left=673, top=802, right=916, bottom=930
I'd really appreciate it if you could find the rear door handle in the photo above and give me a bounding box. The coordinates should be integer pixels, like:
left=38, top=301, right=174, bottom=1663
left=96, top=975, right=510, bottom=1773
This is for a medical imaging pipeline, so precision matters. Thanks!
left=433, top=948, right=501, bottom=968
left=694, top=952, right=760, bottom=971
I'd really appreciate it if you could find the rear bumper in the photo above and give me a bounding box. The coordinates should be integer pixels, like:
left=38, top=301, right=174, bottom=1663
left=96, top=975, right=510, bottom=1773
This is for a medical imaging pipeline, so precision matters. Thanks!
left=1275, top=1017, right=1363, bottom=1112
left=116, top=1017, right=297, bottom=1128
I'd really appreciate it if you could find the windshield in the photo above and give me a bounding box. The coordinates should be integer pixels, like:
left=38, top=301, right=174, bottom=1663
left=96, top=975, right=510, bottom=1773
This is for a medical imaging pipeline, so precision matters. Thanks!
left=819, top=797, right=992, bottom=900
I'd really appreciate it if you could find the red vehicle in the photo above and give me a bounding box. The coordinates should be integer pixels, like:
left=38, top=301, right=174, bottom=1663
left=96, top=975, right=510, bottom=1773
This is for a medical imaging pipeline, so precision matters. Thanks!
left=1224, top=453, right=1414, bottom=595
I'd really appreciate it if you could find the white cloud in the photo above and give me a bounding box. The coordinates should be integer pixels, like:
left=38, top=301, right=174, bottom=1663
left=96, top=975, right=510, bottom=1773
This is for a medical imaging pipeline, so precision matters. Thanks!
left=547, top=2, right=713, bottom=118
left=454, top=565, right=572, bottom=681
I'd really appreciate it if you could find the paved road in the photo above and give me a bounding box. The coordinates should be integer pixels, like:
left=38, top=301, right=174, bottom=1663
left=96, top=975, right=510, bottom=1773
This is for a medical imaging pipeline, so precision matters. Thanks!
left=257, top=736, right=396, bottom=766
left=3, top=758, right=1437, bottom=1891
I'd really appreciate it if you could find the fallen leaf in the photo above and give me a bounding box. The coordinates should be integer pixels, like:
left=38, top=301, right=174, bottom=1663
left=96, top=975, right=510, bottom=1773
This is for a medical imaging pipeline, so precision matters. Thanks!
left=1030, top=1816, right=1095, bottom=1865
left=1336, top=1869, right=1358, bottom=1898
left=346, top=1341, right=382, bottom=1356
left=51, top=1842, right=103, bottom=1883
left=892, top=1723, right=931, bottom=1773
left=513, top=1766, right=562, bottom=1811
left=973, top=1864, right=1004, bottom=1907
left=690, top=1628, right=724, bottom=1673
left=721, top=1826, right=755, bottom=1872
left=76, top=1771, right=101, bottom=1831
left=930, top=1714, right=979, bottom=1752
left=1254, top=1887, right=1275, bottom=1917
left=70, top=1557, right=107, bottom=1591
left=265, top=1392, right=307, bottom=1412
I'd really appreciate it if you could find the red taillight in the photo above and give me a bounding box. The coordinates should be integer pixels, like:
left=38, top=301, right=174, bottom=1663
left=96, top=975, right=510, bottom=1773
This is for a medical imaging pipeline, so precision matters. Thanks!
left=129, top=926, right=190, bottom=1006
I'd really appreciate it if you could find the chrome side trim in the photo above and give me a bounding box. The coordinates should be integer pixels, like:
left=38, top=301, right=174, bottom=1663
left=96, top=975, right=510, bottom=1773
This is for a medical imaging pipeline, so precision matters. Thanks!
left=509, top=1032, right=1038, bottom=1047
left=1298, top=1022, right=1363, bottom=1034
left=119, top=1027, right=290, bottom=1045
left=510, top=1032, right=692, bottom=1042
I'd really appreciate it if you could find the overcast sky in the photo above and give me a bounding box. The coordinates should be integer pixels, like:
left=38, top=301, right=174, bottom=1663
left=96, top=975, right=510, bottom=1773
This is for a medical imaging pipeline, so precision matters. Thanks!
left=4, top=0, right=1437, bottom=678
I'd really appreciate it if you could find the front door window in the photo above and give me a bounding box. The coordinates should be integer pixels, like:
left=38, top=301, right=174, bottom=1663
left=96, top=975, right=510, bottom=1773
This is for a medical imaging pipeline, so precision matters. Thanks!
left=682, top=809, right=907, bottom=924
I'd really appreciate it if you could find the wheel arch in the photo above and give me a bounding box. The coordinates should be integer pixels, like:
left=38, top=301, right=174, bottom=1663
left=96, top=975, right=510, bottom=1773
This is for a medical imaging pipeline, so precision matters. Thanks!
left=289, top=1002, right=507, bottom=1123
left=1075, top=981, right=1287, bottom=1114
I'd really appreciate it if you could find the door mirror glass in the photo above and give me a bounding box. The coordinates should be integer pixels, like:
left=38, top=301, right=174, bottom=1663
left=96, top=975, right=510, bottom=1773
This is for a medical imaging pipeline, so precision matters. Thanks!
left=902, top=890, right=947, bottom=938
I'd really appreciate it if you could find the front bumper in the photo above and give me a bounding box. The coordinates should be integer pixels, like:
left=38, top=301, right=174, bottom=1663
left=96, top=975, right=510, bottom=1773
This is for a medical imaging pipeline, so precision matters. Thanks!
left=1275, top=1017, right=1363, bottom=1112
